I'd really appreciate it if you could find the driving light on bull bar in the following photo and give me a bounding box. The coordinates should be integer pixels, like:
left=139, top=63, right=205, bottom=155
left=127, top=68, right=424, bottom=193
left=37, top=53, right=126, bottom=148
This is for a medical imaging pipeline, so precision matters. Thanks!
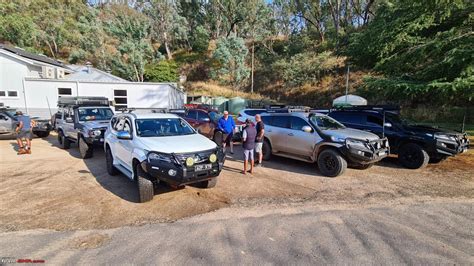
left=209, top=154, right=217, bottom=163
left=168, top=169, right=177, bottom=176
left=185, top=157, right=195, bottom=167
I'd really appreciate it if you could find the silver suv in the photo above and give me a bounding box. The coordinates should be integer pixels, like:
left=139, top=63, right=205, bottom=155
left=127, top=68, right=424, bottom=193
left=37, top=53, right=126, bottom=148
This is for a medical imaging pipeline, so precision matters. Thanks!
left=261, top=110, right=389, bottom=177
left=55, top=97, right=114, bottom=159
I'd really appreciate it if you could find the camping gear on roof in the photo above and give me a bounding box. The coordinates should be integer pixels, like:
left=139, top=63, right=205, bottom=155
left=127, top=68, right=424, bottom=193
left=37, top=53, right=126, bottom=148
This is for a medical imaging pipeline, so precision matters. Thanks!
left=332, top=95, right=367, bottom=107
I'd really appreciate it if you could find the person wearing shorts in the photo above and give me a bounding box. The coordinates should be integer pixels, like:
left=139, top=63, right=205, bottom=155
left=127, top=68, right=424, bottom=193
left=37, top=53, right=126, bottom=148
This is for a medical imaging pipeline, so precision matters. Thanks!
left=15, top=111, right=32, bottom=155
left=242, top=119, right=256, bottom=175
left=254, top=114, right=265, bottom=166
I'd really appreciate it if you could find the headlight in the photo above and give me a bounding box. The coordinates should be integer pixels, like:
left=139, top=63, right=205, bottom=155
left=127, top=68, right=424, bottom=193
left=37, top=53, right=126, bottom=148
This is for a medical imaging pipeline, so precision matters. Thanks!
left=185, top=157, right=194, bottom=167
left=148, top=152, right=173, bottom=163
left=435, top=134, right=455, bottom=141
left=88, top=129, right=102, bottom=137
left=331, top=136, right=346, bottom=143
left=209, top=154, right=217, bottom=163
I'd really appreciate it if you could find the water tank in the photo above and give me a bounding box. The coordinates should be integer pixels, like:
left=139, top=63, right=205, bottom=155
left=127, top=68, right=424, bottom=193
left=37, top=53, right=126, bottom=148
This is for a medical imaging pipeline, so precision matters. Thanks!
left=213, top=97, right=228, bottom=113
left=228, top=97, right=247, bottom=114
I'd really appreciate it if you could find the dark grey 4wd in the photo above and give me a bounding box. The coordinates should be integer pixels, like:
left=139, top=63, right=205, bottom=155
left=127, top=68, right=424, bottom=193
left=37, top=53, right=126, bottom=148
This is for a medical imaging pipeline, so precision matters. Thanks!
left=55, top=97, right=113, bottom=159
left=328, top=107, right=470, bottom=169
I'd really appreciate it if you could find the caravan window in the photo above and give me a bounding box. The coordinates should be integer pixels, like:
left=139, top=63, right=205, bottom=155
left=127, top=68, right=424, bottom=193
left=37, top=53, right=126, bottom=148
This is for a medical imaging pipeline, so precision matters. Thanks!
left=0, top=91, right=5, bottom=97
left=58, top=88, right=72, bottom=96
left=7, top=91, right=18, bottom=97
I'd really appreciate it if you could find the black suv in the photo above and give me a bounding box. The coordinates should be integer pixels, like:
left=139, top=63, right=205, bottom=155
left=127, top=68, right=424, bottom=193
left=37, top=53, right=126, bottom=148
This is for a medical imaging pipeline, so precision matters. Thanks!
left=328, top=106, right=469, bottom=169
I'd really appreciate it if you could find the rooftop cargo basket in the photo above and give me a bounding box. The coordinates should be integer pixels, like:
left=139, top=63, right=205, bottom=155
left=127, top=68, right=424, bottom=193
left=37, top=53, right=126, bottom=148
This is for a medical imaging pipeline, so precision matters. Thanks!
left=57, top=96, right=110, bottom=107
left=309, top=105, right=401, bottom=114
left=265, top=105, right=311, bottom=113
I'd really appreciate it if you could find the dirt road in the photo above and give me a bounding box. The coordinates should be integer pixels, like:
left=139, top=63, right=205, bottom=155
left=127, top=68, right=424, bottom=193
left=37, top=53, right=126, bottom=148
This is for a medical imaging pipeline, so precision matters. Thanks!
left=0, top=133, right=472, bottom=232
left=0, top=200, right=472, bottom=264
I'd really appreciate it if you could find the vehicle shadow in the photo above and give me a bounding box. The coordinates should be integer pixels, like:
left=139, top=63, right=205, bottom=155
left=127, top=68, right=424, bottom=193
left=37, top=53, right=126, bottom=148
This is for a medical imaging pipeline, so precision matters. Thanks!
left=44, top=133, right=180, bottom=203
left=224, top=146, right=326, bottom=177
left=376, top=156, right=405, bottom=169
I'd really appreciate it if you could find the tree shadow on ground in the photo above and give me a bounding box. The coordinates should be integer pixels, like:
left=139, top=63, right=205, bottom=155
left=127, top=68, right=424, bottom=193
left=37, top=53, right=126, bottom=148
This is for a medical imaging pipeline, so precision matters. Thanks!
left=43, top=133, right=180, bottom=203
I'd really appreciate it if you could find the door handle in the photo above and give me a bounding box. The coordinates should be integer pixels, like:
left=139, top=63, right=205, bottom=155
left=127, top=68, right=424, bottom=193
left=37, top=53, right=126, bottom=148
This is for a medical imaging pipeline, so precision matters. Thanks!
left=288, top=133, right=294, bottom=136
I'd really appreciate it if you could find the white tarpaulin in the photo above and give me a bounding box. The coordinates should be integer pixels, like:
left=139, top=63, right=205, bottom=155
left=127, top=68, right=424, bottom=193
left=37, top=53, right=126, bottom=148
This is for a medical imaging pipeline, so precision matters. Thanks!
left=333, top=94, right=367, bottom=106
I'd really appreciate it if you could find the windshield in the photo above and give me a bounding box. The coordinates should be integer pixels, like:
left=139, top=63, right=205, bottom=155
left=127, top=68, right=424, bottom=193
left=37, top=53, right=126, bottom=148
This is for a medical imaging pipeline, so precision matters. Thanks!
left=310, top=115, right=345, bottom=130
left=78, top=107, right=113, bottom=121
left=136, top=118, right=196, bottom=137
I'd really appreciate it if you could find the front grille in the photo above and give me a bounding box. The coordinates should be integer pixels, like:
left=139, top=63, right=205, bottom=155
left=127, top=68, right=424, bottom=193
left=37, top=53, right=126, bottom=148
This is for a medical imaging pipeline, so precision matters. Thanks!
left=174, top=149, right=216, bottom=164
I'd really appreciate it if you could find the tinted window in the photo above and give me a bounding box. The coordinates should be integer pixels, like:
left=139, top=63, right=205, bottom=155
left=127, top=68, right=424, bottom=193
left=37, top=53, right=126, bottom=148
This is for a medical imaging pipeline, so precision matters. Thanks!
left=0, top=91, right=5, bottom=96
left=7, top=91, right=18, bottom=97
left=186, top=110, right=197, bottom=120
left=310, top=115, right=345, bottom=130
left=330, top=112, right=364, bottom=124
left=290, top=116, right=310, bottom=130
left=58, top=88, right=72, bottom=95
left=367, top=115, right=383, bottom=127
left=197, top=111, right=209, bottom=121
left=272, top=116, right=290, bottom=128
left=261, top=116, right=272, bottom=125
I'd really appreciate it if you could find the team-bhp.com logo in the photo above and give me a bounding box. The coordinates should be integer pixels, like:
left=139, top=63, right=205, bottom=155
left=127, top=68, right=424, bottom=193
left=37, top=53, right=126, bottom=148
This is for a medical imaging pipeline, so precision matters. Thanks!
left=1, top=257, right=45, bottom=264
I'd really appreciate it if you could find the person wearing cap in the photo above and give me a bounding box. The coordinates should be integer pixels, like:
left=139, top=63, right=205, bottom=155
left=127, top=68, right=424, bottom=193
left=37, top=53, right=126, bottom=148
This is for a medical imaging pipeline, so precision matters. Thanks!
left=242, top=118, right=257, bottom=174
left=217, top=110, right=235, bottom=154
left=14, top=111, right=32, bottom=154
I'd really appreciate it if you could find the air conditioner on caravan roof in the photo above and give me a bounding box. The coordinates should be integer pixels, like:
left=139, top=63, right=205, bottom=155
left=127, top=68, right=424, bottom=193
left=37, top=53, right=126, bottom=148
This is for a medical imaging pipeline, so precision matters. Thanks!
left=42, top=66, right=54, bottom=79
left=57, top=68, right=65, bottom=79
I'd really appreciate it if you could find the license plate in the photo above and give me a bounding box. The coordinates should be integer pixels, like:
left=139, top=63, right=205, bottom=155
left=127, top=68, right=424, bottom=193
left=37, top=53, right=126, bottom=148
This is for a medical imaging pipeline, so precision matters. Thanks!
left=195, top=164, right=212, bottom=172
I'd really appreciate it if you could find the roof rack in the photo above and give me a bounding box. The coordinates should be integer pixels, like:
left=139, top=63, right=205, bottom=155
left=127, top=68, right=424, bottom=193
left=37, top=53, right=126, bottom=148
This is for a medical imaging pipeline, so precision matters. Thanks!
left=57, top=96, right=109, bottom=107
left=122, top=107, right=170, bottom=114
left=265, top=105, right=311, bottom=113
left=309, top=105, right=401, bottom=114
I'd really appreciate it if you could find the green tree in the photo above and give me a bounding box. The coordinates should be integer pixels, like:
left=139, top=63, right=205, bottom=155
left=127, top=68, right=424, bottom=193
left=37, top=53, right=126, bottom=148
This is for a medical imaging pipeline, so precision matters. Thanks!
left=144, top=60, right=179, bottom=82
left=211, top=36, right=250, bottom=89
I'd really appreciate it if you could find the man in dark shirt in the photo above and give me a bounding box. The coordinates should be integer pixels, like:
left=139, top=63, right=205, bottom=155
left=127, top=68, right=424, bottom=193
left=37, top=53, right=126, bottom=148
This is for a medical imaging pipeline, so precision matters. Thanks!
left=242, top=119, right=257, bottom=174
left=254, top=114, right=265, bottom=166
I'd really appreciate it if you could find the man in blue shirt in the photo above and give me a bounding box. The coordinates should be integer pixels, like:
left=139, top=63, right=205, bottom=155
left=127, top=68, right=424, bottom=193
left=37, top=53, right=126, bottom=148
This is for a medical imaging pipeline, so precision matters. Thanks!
left=15, top=111, right=32, bottom=155
left=217, top=111, right=235, bottom=154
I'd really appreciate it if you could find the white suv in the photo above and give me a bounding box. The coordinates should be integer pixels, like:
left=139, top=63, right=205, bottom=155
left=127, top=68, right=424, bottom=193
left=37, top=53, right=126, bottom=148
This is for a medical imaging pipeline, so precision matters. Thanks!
left=237, top=108, right=266, bottom=123
left=104, top=112, right=225, bottom=202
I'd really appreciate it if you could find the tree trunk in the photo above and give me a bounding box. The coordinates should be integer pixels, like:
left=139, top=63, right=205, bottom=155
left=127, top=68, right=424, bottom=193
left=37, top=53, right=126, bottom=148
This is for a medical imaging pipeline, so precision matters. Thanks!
left=251, top=41, right=255, bottom=94
left=163, top=32, right=173, bottom=60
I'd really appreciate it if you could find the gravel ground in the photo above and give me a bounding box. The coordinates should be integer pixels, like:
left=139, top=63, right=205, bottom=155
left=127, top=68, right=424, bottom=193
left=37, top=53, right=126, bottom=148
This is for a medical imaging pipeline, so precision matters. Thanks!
left=0, top=133, right=472, bottom=232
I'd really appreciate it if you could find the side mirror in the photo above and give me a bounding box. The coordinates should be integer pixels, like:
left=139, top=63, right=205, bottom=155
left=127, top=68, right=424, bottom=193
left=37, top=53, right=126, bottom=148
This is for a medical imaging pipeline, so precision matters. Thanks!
left=383, top=122, right=392, bottom=128
left=302, top=125, right=313, bottom=133
left=65, top=117, right=73, bottom=123
left=0, top=115, right=7, bottom=121
left=116, top=130, right=132, bottom=140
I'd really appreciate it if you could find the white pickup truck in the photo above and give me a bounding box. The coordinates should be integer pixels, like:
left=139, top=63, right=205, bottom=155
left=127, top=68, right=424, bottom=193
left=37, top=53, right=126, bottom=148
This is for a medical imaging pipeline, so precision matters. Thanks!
left=104, top=112, right=225, bottom=202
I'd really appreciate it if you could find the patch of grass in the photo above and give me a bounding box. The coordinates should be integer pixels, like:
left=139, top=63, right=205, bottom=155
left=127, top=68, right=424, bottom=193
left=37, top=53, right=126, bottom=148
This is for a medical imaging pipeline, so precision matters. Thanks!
left=186, top=81, right=268, bottom=101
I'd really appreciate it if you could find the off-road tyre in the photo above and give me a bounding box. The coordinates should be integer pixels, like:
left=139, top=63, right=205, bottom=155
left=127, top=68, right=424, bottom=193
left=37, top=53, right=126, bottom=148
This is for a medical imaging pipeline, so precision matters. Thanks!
left=429, top=156, right=447, bottom=164
left=136, top=165, right=154, bottom=203
left=213, top=131, right=223, bottom=146
left=78, top=136, right=93, bottom=159
left=33, top=131, right=50, bottom=138
left=59, top=131, right=71, bottom=149
left=262, top=139, right=272, bottom=160
left=197, top=178, right=217, bottom=188
left=398, top=143, right=429, bottom=169
left=57, top=131, right=63, bottom=145
left=106, top=147, right=119, bottom=176
left=317, top=149, right=347, bottom=177
left=351, top=163, right=374, bottom=170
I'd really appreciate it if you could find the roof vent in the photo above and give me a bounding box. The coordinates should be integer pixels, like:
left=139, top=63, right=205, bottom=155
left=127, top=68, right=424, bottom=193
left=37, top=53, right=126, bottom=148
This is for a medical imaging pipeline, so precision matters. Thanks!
left=85, top=61, right=93, bottom=74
